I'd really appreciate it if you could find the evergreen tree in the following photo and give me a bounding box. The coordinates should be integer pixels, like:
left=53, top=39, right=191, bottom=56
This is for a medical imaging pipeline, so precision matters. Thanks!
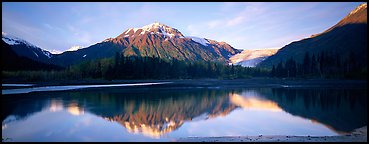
left=271, top=65, right=276, bottom=77
left=311, top=54, right=317, bottom=76
left=276, top=61, right=284, bottom=77
left=303, top=52, right=311, bottom=76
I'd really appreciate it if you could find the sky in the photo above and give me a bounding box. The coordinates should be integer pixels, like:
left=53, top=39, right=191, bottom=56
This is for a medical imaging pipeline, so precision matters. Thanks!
left=2, top=2, right=364, bottom=53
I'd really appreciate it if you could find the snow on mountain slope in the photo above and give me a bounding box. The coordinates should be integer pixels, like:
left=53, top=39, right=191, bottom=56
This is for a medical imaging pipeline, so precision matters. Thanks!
left=50, top=49, right=63, bottom=54
left=2, top=32, right=53, bottom=59
left=121, top=22, right=212, bottom=46
left=2, top=32, right=37, bottom=47
left=230, top=48, right=279, bottom=67
left=122, top=22, right=185, bottom=38
left=186, top=36, right=210, bottom=46
left=66, top=45, right=85, bottom=52
left=235, top=57, right=269, bottom=67
left=51, top=22, right=241, bottom=66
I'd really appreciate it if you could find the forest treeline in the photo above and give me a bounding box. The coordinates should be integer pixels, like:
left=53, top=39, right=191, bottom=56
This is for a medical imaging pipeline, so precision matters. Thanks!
left=3, top=52, right=269, bottom=82
left=270, top=51, right=367, bottom=79
left=3, top=50, right=366, bottom=82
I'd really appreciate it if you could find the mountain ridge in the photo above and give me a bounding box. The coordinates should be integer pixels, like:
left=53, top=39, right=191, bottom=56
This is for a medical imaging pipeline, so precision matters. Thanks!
left=51, top=22, right=241, bottom=66
left=257, top=3, right=367, bottom=69
left=2, top=32, right=53, bottom=63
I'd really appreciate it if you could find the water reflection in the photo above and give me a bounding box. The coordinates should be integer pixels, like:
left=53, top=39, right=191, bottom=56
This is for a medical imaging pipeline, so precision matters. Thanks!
left=2, top=87, right=367, bottom=141
left=268, top=88, right=367, bottom=133
left=67, top=102, right=85, bottom=116
left=48, top=100, right=63, bottom=112
left=85, top=89, right=238, bottom=138
left=229, top=91, right=282, bottom=112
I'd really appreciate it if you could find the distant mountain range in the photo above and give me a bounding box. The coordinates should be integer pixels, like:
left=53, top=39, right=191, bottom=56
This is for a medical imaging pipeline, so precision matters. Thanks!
left=257, top=3, right=367, bottom=68
left=2, top=3, right=367, bottom=71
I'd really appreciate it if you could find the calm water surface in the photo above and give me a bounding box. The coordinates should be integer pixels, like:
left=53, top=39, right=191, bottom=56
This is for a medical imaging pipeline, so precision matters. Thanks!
left=2, top=84, right=367, bottom=142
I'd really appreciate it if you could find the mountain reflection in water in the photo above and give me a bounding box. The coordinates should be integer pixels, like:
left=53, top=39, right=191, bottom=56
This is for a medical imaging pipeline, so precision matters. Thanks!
left=229, top=91, right=282, bottom=112
left=2, top=87, right=367, bottom=141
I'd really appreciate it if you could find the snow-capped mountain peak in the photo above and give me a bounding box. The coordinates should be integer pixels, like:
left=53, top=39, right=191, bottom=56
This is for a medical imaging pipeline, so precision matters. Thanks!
left=66, top=45, right=85, bottom=52
left=2, top=32, right=53, bottom=58
left=50, top=49, right=63, bottom=54
left=2, top=32, right=37, bottom=48
left=349, top=3, right=367, bottom=16
left=122, top=22, right=184, bottom=38
left=118, top=22, right=216, bottom=47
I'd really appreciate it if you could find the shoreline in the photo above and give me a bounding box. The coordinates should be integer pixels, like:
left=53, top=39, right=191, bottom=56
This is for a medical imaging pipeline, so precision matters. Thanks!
left=2, top=78, right=367, bottom=94
left=175, top=126, right=367, bottom=142
left=2, top=78, right=367, bottom=88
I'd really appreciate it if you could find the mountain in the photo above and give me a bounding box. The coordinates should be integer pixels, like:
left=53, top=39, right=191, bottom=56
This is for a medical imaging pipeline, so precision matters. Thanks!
left=229, top=48, right=279, bottom=67
left=66, top=45, right=85, bottom=52
left=50, top=49, right=63, bottom=54
left=2, top=41, right=61, bottom=71
left=2, top=32, right=53, bottom=63
left=257, top=3, right=367, bottom=68
left=51, top=22, right=241, bottom=66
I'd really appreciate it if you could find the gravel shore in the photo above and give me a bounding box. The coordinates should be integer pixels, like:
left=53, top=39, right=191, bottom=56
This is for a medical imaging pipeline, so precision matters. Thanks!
left=175, top=126, right=367, bottom=142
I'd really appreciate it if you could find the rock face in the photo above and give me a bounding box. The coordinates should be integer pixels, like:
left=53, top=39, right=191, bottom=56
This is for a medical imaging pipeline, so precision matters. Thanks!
left=229, top=49, right=279, bottom=67
left=51, top=22, right=241, bottom=66
left=257, top=3, right=367, bottom=68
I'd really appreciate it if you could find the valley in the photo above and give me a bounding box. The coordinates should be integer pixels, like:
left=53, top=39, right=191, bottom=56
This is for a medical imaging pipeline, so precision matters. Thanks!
left=2, top=2, right=367, bottom=142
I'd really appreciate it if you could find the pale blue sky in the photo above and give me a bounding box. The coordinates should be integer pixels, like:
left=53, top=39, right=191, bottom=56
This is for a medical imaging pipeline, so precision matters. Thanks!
left=2, top=2, right=364, bottom=53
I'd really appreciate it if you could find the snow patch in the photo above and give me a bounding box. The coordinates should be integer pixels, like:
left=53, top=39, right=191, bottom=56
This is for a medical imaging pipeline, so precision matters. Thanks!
left=186, top=36, right=210, bottom=46
left=125, top=28, right=132, bottom=34
left=349, top=3, right=367, bottom=15
left=33, top=51, right=39, bottom=57
left=66, top=46, right=85, bottom=52
left=2, top=32, right=53, bottom=58
left=2, top=37, right=20, bottom=45
left=160, top=27, right=175, bottom=38
left=140, top=30, right=146, bottom=35
left=50, top=50, right=63, bottom=54
left=103, top=38, right=113, bottom=42
left=234, top=57, right=268, bottom=67
left=133, top=28, right=139, bottom=33
left=2, top=32, right=38, bottom=48
left=41, top=50, right=52, bottom=58
left=124, top=22, right=182, bottom=38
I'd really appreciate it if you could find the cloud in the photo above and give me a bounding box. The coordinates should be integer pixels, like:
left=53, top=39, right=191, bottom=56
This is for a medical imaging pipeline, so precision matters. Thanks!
left=183, top=2, right=326, bottom=49
left=226, top=16, right=244, bottom=26
left=44, top=23, right=65, bottom=33
left=3, top=2, right=359, bottom=52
